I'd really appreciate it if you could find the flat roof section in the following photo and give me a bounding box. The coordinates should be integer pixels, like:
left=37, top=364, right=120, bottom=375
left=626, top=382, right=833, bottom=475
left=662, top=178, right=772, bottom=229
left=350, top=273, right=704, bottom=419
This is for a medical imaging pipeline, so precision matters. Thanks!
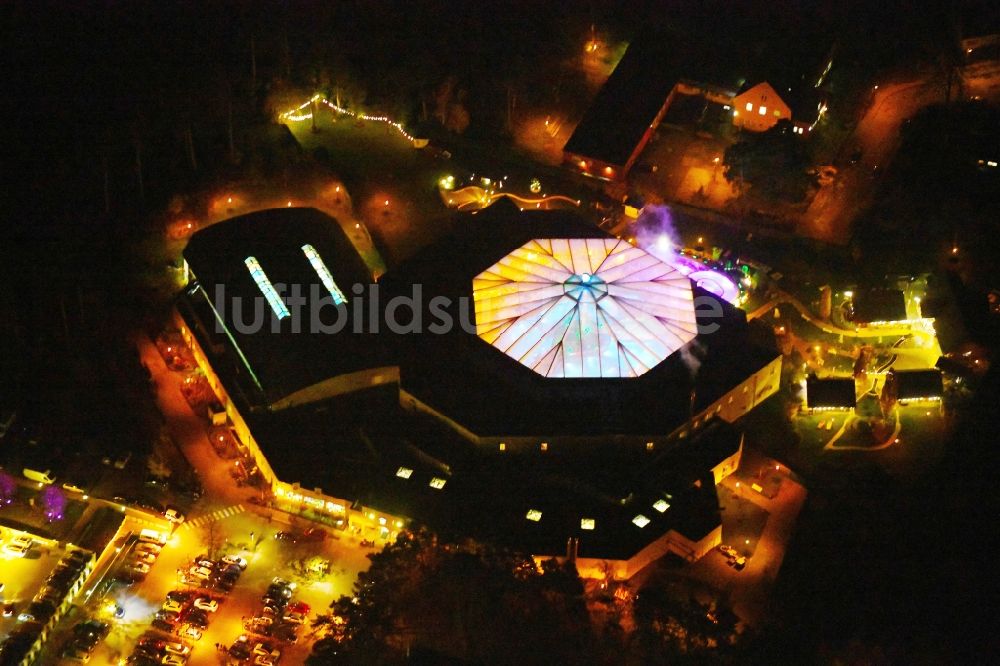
left=563, top=37, right=684, bottom=167
left=890, top=369, right=944, bottom=400
left=379, top=201, right=779, bottom=438
left=806, top=374, right=857, bottom=409
left=182, top=208, right=384, bottom=405
left=853, top=288, right=907, bottom=324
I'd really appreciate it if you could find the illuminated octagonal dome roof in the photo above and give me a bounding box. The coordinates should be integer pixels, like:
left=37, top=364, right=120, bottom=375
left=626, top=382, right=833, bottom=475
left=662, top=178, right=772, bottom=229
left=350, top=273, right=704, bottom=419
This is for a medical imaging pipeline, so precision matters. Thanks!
left=473, top=238, right=698, bottom=378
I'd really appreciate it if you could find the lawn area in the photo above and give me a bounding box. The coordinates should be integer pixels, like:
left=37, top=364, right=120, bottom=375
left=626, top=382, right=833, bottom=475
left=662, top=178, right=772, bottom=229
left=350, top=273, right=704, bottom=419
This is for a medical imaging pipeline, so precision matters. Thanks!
left=283, top=105, right=612, bottom=267
left=284, top=112, right=458, bottom=267
left=790, top=404, right=948, bottom=483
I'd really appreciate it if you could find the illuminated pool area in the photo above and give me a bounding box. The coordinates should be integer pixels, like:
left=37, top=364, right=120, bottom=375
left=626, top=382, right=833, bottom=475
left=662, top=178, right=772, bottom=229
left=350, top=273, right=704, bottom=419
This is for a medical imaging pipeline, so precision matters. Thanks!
left=671, top=253, right=743, bottom=305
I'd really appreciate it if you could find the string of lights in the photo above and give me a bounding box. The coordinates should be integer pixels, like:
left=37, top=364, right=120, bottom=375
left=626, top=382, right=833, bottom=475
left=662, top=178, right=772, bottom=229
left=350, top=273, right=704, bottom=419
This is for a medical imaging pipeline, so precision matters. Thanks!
left=280, top=94, right=417, bottom=143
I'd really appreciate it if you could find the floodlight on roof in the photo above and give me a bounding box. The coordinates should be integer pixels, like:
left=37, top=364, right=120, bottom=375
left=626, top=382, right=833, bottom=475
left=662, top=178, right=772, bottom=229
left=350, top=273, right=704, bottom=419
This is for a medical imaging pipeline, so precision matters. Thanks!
left=429, top=477, right=447, bottom=490
left=632, top=514, right=650, bottom=528
left=395, top=467, right=413, bottom=479
left=526, top=509, right=542, bottom=522
left=653, top=500, right=670, bottom=513
left=580, top=518, right=595, bottom=530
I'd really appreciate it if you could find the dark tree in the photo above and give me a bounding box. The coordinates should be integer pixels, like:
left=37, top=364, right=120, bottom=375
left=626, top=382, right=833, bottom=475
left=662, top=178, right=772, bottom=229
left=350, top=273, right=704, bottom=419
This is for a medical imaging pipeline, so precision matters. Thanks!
left=724, top=120, right=817, bottom=202
left=309, top=529, right=596, bottom=665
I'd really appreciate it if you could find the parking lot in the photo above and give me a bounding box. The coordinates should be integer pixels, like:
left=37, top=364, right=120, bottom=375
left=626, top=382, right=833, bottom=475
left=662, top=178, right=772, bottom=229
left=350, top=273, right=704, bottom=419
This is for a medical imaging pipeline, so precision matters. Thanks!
left=0, top=527, right=66, bottom=635
left=48, top=504, right=372, bottom=666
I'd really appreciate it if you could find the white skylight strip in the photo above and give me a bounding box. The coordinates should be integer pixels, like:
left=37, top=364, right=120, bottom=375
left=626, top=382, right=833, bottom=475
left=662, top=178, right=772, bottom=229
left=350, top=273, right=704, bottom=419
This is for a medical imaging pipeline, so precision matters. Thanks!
left=301, top=244, right=346, bottom=305
left=245, top=256, right=290, bottom=320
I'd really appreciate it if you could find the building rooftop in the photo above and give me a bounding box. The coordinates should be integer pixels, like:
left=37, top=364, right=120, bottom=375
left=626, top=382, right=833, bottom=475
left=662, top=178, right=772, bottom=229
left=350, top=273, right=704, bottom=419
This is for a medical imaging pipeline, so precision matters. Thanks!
left=181, top=203, right=773, bottom=562
left=890, top=369, right=944, bottom=401
left=380, top=200, right=779, bottom=438
left=563, top=35, right=686, bottom=167
left=251, top=388, right=737, bottom=560
left=853, top=288, right=908, bottom=324
left=182, top=208, right=381, bottom=405
left=806, top=374, right=857, bottom=409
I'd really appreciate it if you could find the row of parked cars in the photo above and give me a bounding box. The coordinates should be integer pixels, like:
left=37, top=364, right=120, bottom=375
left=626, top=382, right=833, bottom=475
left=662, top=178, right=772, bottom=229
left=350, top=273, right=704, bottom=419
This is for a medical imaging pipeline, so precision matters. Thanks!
left=176, top=552, right=247, bottom=592
left=60, top=620, right=110, bottom=663
left=16, top=549, right=92, bottom=624
left=117, top=530, right=168, bottom=584
left=126, top=633, right=192, bottom=666
left=151, top=587, right=221, bottom=637
left=227, top=577, right=307, bottom=663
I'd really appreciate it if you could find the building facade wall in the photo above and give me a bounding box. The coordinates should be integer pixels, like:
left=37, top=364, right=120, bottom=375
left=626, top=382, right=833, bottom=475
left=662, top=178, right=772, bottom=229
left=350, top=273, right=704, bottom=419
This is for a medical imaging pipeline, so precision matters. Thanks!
left=733, top=83, right=791, bottom=133
left=547, top=523, right=723, bottom=581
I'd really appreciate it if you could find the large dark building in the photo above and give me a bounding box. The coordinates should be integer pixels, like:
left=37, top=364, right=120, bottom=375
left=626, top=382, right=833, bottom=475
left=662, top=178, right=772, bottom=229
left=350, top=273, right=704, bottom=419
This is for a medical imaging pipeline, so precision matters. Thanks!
left=177, top=203, right=781, bottom=578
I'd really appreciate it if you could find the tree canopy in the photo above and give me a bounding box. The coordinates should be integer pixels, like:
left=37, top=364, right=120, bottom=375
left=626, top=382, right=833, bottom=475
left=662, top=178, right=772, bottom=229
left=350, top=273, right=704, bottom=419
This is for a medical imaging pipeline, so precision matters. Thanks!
left=723, top=120, right=816, bottom=202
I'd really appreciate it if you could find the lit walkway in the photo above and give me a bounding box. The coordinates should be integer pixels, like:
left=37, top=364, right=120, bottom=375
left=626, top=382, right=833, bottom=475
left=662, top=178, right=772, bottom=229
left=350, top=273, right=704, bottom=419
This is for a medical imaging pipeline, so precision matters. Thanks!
left=135, top=333, right=247, bottom=513
left=720, top=467, right=807, bottom=624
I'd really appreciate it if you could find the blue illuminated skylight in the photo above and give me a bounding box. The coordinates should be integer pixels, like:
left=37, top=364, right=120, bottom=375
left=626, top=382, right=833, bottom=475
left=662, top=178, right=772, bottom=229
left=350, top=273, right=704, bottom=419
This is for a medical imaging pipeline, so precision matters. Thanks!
left=245, top=256, right=290, bottom=320
left=302, top=244, right=347, bottom=305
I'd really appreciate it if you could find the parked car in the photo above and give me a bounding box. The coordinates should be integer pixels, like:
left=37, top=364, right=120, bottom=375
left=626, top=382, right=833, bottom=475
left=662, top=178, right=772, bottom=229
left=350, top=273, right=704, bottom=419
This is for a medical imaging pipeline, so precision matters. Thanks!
left=155, top=610, right=180, bottom=625
left=301, top=527, right=326, bottom=541
left=4, top=534, right=33, bottom=557
left=188, top=566, right=212, bottom=580
left=132, top=552, right=157, bottom=566
left=193, top=598, right=218, bottom=613
left=285, top=601, right=310, bottom=615
left=163, top=508, right=185, bottom=524
left=163, top=641, right=191, bottom=656
left=137, top=638, right=165, bottom=650
left=151, top=619, right=176, bottom=633
left=136, top=543, right=162, bottom=556
left=252, top=642, right=280, bottom=660
left=221, top=554, right=248, bottom=570
left=176, top=625, right=202, bottom=642
left=185, top=610, right=209, bottom=629
left=273, top=531, right=298, bottom=543
left=162, top=600, right=183, bottom=614
left=166, top=590, right=194, bottom=603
